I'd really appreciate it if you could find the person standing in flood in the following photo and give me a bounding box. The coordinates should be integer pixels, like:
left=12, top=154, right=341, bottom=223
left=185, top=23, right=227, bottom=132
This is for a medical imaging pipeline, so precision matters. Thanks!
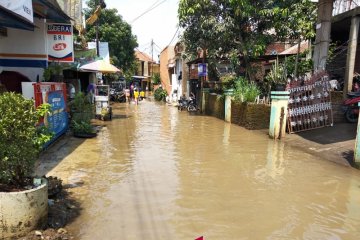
left=130, top=83, right=134, bottom=101
left=134, top=88, right=139, bottom=105
left=124, top=88, right=130, bottom=103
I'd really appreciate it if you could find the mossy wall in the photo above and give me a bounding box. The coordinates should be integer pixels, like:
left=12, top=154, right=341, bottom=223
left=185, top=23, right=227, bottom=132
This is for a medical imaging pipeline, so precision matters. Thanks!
left=231, top=101, right=271, bottom=130
left=203, top=93, right=270, bottom=130
left=205, top=93, right=225, bottom=120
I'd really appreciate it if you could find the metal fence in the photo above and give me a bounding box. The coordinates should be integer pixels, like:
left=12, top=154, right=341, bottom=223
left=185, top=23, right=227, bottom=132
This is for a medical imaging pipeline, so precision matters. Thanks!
left=287, top=71, right=334, bottom=133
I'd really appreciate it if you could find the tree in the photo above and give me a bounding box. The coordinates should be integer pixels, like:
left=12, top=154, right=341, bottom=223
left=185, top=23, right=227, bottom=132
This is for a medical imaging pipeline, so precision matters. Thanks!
left=178, top=0, right=316, bottom=79
left=84, top=0, right=138, bottom=71
left=268, top=0, right=316, bottom=76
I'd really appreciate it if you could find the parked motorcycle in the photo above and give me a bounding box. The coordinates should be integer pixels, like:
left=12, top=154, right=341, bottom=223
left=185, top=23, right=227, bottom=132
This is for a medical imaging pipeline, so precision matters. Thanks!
left=343, top=92, right=360, bottom=123
left=178, top=98, right=188, bottom=111
left=187, top=97, right=197, bottom=112
left=110, top=88, right=126, bottom=102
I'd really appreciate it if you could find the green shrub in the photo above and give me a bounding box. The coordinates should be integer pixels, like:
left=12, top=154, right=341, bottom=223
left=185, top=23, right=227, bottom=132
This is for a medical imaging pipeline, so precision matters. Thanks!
left=72, top=120, right=96, bottom=134
left=154, top=87, right=167, bottom=101
left=69, top=92, right=93, bottom=123
left=233, top=77, right=261, bottom=103
left=69, top=92, right=95, bottom=134
left=0, top=92, right=52, bottom=186
left=220, top=73, right=237, bottom=90
left=152, top=73, right=161, bottom=85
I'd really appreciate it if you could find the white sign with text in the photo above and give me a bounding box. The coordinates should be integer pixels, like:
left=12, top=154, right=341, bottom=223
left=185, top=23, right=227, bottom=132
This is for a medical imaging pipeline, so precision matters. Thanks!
left=0, top=0, right=33, bottom=23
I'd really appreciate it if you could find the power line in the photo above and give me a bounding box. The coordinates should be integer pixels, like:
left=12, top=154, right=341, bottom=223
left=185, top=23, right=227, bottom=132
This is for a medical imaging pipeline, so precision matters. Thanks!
left=130, top=0, right=167, bottom=24
left=166, top=26, right=179, bottom=47
left=154, top=42, right=163, bottom=51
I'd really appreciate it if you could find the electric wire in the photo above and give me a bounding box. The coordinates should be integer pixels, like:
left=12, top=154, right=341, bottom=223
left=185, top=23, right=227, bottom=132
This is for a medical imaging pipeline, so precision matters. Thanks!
left=130, top=0, right=167, bottom=24
left=166, top=26, right=179, bottom=47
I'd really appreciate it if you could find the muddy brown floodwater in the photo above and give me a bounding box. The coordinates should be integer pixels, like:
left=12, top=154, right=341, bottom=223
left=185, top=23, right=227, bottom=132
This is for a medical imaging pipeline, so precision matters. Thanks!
left=36, top=100, right=360, bottom=240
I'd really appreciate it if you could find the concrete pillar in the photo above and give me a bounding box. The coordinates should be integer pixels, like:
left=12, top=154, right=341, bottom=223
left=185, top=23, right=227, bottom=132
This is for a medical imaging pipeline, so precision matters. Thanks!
left=224, top=89, right=234, bottom=122
left=313, top=0, right=333, bottom=70
left=344, top=16, right=360, bottom=98
left=353, top=102, right=360, bottom=166
left=201, top=88, right=210, bottom=113
left=269, top=91, right=290, bottom=140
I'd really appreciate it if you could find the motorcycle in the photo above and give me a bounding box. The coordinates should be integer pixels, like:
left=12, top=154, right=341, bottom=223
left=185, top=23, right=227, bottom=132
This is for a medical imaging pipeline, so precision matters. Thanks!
left=343, top=92, right=360, bottom=123
left=178, top=98, right=188, bottom=111
left=110, top=88, right=126, bottom=102
left=187, top=97, right=197, bottom=112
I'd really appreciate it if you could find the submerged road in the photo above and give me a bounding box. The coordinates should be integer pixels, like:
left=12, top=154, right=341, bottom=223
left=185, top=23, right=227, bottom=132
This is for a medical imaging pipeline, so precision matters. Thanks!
left=37, top=100, right=360, bottom=239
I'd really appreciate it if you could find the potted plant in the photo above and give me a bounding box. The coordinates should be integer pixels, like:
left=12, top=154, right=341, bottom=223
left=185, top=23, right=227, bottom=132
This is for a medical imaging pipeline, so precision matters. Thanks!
left=69, top=92, right=97, bottom=138
left=0, top=92, right=53, bottom=239
left=265, top=57, right=288, bottom=91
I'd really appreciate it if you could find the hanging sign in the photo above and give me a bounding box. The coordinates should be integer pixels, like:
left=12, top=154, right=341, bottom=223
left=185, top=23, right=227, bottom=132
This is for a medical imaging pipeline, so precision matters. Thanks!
left=198, top=63, right=207, bottom=77
left=47, top=23, right=74, bottom=62
left=0, top=0, right=33, bottom=23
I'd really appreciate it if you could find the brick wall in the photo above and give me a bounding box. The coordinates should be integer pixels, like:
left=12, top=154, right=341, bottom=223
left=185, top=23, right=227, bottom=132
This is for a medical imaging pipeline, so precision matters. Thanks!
left=331, top=91, right=345, bottom=123
left=203, top=93, right=270, bottom=130
left=231, top=101, right=271, bottom=130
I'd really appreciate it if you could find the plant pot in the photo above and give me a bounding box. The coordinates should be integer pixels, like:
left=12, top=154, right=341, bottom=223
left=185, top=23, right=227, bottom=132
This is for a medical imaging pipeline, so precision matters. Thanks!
left=274, top=84, right=286, bottom=91
left=0, top=178, right=48, bottom=239
left=73, top=132, right=97, bottom=138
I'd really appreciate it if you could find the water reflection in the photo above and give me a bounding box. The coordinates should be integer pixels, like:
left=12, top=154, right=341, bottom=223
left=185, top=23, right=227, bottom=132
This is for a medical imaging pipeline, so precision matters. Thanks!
left=38, top=101, right=360, bottom=239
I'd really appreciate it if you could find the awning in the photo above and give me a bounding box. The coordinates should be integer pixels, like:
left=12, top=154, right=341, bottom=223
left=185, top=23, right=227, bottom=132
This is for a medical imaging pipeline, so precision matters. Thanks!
left=79, top=59, right=121, bottom=73
left=132, top=75, right=147, bottom=79
left=0, top=5, right=35, bottom=31
left=33, top=0, right=71, bottom=23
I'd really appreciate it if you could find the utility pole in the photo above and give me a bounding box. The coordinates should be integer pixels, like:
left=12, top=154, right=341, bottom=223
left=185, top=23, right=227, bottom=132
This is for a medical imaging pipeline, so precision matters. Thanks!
left=95, top=0, right=106, bottom=57
left=313, top=0, right=333, bottom=71
left=150, top=39, right=154, bottom=90
left=96, top=20, right=99, bottom=57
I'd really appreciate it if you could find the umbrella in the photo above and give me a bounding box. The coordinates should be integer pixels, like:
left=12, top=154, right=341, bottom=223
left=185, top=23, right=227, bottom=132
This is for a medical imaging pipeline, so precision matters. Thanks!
left=79, top=59, right=121, bottom=73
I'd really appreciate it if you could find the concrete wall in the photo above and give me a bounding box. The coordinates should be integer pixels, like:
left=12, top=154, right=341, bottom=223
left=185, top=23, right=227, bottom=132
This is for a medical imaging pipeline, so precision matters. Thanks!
left=0, top=17, right=47, bottom=81
left=231, top=101, right=271, bottom=130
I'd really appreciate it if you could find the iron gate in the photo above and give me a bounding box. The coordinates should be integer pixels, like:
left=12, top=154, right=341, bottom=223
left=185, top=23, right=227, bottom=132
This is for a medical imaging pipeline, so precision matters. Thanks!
left=287, top=71, right=333, bottom=133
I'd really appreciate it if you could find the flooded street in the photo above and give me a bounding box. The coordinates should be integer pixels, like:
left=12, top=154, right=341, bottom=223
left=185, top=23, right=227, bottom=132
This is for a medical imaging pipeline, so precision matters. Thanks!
left=37, top=101, right=360, bottom=240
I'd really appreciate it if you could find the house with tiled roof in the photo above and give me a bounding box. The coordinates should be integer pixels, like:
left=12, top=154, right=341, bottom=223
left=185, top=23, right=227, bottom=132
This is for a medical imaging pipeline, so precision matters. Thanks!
left=134, top=50, right=159, bottom=90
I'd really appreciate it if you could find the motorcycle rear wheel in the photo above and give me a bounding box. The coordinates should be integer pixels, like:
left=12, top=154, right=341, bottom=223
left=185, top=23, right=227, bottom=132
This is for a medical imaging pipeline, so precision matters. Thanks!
left=345, top=108, right=358, bottom=123
left=187, top=104, right=197, bottom=112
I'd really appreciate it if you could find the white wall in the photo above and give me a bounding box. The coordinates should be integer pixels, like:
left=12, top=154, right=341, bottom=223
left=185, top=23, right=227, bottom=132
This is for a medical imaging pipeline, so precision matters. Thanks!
left=173, top=58, right=182, bottom=99
left=0, top=17, right=47, bottom=81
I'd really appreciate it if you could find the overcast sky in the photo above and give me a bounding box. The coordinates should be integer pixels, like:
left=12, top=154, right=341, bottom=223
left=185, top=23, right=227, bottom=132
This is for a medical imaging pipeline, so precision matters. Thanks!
left=84, top=0, right=180, bottom=60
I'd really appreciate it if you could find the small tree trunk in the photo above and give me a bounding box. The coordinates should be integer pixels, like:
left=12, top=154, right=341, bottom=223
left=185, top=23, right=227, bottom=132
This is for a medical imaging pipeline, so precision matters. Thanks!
left=238, top=33, right=253, bottom=81
left=294, top=37, right=302, bottom=77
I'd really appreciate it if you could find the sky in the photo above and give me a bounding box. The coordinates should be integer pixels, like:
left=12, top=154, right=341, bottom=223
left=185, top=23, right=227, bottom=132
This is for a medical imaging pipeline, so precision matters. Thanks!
left=84, top=0, right=180, bottom=60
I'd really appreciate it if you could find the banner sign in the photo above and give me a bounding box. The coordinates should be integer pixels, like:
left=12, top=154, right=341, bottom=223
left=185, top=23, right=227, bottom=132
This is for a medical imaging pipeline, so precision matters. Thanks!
left=287, top=71, right=333, bottom=133
left=0, top=0, right=33, bottom=23
left=46, top=90, right=68, bottom=139
left=198, top=63, right=207, bottom=77
left=47, top=23, right=74, bottom=62
left=88, top=42, right=110, bottom=63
